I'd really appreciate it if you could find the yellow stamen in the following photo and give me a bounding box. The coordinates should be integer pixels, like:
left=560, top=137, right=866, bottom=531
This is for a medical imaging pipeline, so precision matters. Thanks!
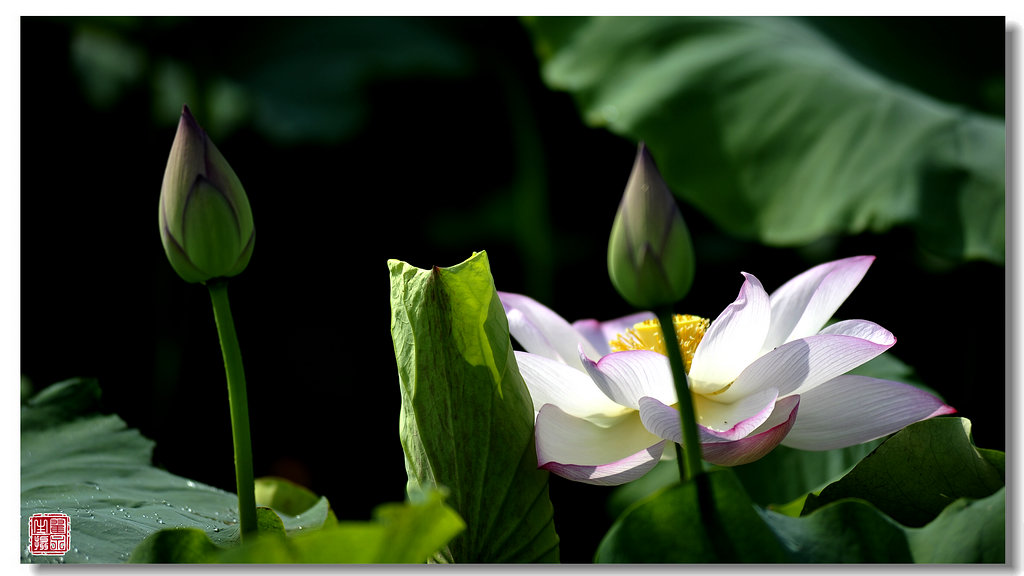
left=609, top=314, right=709, bottom=373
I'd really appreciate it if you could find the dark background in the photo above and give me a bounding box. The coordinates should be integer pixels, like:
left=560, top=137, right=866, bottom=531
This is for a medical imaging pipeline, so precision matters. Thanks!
left=20, top=16, right=1005, bottom=562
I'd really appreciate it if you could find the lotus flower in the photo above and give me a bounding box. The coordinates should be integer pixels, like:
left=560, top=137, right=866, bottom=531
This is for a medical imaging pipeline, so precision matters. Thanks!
left=500, top=256, right=954, bottom=485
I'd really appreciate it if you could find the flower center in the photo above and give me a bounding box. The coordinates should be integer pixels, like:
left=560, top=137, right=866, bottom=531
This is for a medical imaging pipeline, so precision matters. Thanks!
left=609, top=314, right=709, bottom=373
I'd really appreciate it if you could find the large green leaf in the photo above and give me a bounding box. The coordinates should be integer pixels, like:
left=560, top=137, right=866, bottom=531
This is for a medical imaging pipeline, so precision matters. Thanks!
left=758, top=489, right=1005, bottom=563
left=524, top=16, right=1004, bottom=263
left=732, top=441, right=882, bottom=509
left=21, top=379, right=243, bottom=563
left=213, top=489, right=466, bottom=563
left=127, top=528, right=223, bottom=563
left=129, top=489, right=465, bottom=563
left=606, top=459, right=680, bottom=519
left=803, top=417, right=1003, bottom=526
left=596, top=469, right=788, bottom=563
left=759, top=499, right=913, bottom=562
left=389, top=251, right=559, bottom=562
left=20, top=378, right=338, bottom=564
left=128, top=507, right=286, bottom=563
left=906, top=488, right=1005, bottom=563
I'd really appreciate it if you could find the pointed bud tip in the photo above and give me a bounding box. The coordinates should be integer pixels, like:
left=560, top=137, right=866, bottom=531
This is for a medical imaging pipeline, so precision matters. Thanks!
left=179, top=104, right=202, bottom=133
left=635, top=141, right=660, bottom=172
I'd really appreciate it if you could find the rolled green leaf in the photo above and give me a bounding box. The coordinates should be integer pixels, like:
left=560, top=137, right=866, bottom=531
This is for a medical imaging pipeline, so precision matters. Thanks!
left=389, top=251, right=559, bottom=563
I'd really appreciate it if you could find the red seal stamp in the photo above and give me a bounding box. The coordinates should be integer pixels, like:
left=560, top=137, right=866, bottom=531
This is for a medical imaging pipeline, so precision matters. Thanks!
left=28, top=513, right=70, bottom=556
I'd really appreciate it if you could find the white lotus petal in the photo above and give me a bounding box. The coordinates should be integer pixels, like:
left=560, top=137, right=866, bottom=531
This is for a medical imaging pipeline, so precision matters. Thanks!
left=714, top=327, right=895, bottom=403
left=637, top=387, right=779, bottom=445
left=535, top=403, right=666, bottom=485
left=819, top=318, right=896, bottom=341
left=763, top=256, right=875, bottom=351
left=781, top=375, right=956, bottom=450
left=499, top=292, right=599, bottom=370
left=637, top=396, right=682, bottom=444
left=539, top=446, right=667, bottom=486
left=514, top=351, right=629, bottom=420
left=580, top=348, right=677, bottom=409
left=700, top=396, right=800, bottom=466
left=688, top=273, right=771, bottom=394
left=693, top=387, right=779, bottom=441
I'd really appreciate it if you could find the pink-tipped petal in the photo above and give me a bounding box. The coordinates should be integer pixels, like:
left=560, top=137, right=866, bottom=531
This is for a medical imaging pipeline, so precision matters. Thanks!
left=540, top=444, right=667, bottom=486
left=700, top=395, right=801, bottom=466
left=572, top=311, right=656, bottom=357
left=535, top=403, right=666, bottom=486
left=637, top=388, right=779, bottom=444
left=688, top=272, right=772, bottom=394
left=515, top=352, right=628, bottom=420
left=715, top=325, right=895, bottom=403
left=763, top=256, right=875, bottom=350
left=580, top=348, right=677, bottom=409
left=781, top=375, right=957, bottom=451
left=499, top=292, right=599, bottom=370
left=819, top=318, right=897, bottom=341
left=693, top=387, right=780, bottom=441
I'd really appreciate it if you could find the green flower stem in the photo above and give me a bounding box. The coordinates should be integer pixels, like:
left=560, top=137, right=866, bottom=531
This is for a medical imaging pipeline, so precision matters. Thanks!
left=208, top=279, right=257, bottom=540
left=656, top=308, right=703, bottom=482
left=656, top=308, right=729, bottom=557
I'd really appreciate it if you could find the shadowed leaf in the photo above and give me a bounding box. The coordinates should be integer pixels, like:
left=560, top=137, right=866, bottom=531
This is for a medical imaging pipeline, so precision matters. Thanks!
left=524, top=16, right=1004, bottom=263
left=597, top=469, right=788, bottom=563
left=213, top=489, right=465, bottom=563
left=803, top=417, right=1003, bottom=526
left=389, top=251, right=559, bottom=562
left=759, top=499, right=912, bottom=562
left=906, top=488, right=1004, bottom=563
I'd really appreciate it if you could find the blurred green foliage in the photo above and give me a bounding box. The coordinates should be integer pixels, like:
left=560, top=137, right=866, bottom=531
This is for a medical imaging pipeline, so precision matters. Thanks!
left=524, top=16, right=1004, bottom=264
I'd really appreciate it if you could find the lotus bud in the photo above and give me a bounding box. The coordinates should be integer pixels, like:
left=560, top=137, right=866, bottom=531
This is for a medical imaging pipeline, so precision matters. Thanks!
left=158, top=105, right=254, bottom=284
left=607, top=142, right=695, bottom=309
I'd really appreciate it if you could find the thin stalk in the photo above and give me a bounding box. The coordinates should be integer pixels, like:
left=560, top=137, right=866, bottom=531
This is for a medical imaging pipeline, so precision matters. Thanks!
left=657, top=309, right=729, bottom=557
left=656, top=308, right=703, bottom=482
left=673, top=443, right=686, bottom=479
left=208, top=279, right=257, bottom=539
